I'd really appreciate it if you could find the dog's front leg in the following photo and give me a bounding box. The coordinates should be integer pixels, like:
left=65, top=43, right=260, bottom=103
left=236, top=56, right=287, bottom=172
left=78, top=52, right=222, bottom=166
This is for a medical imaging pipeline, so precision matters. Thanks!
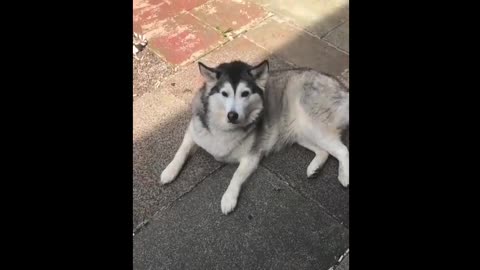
left=221, top=155, right=260, bottom=214
left=160, top=125, right=198, bottom=185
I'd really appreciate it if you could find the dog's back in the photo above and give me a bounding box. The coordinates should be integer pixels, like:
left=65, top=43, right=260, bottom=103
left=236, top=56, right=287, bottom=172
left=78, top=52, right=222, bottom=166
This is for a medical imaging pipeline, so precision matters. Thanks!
left=255, top=69, right=349, bottom=155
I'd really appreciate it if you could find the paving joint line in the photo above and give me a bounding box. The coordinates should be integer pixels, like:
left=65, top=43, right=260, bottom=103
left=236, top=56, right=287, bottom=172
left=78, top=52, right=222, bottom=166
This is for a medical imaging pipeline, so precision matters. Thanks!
left=183, top=8, right=275, bottom=64
left=259, top=163, right=349, bottom=229
left=328, top=248, right=350, bottom=270
left=283, top=19, right=349, bottom=56
left=133, top=164, right=226, bottom=237
left=241, top=34, right=299, bottom=68
left=321, top=20, right=348, bottom=39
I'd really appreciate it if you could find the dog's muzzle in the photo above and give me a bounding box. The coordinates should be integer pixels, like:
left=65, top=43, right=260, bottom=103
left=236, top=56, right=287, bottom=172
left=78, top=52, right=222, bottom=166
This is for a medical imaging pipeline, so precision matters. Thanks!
left=227, top=111, right=239, bottom=123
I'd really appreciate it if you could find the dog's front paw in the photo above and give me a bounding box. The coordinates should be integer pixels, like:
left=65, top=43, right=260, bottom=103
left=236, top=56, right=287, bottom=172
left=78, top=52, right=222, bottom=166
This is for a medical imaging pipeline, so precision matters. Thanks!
left=307, top=162, right=320, bottom=178
left=221, top=190, right=238, bottom=215
left=338, top=170, right=349, bottom=187
left=160, top=165, right=178, bottom=185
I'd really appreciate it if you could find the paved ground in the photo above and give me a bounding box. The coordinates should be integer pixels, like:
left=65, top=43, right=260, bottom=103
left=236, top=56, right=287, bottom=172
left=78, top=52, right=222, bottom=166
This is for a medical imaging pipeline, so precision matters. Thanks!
left=133, top=0, right=349, bottom=269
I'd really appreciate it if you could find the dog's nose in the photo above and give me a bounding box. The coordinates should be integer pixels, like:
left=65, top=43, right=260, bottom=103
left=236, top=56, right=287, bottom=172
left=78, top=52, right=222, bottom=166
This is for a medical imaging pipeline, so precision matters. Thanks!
left=227, top=111, right=239, bottom=122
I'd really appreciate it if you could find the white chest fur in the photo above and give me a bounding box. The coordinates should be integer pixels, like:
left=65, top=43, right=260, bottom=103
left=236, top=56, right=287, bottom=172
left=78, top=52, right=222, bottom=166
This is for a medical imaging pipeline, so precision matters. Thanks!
left=191, top=118, right=253, bottom=163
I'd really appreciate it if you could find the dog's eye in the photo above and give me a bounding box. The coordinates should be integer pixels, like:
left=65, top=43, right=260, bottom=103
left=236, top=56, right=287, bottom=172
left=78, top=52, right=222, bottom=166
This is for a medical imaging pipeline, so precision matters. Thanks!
left=221, top=92, right=228, bottom=97
left=241, top=91, right=250, bottom=97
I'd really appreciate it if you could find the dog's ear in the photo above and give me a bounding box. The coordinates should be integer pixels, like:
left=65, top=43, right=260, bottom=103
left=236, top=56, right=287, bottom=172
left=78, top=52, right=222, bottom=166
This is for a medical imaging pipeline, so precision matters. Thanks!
left=198, top=62, right=219, bottom=83
left=248, top=60, right=269, bottom=89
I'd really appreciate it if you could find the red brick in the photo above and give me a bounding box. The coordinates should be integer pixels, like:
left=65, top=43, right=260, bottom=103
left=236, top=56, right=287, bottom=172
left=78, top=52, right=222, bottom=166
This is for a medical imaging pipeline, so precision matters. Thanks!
left=161, top=37, right=292, bottom=104
left=191, top=0, right=266, bottom=33
left=133, top=23, right=143, bottom=34
left=149, top=13, right=224, bottom=65
left=133, top=0, right=150, bottom=10
left=133, top=0, right=209, bottom=35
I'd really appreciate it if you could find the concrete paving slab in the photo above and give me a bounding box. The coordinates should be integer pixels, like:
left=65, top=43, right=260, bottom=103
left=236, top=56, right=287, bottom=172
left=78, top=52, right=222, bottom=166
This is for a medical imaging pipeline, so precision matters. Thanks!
left=244, top=18, right=349, bottom=76
left=133, top=48, right=174, bottom=100
left=133, top=90, right=223, bottom=229
left=324, top=21, right=349, bottom=52
left=133, top=165, right=349, bottom=269
left=252, top=0, right=348, bottom=37
left=261, top=129, right=349, bottom=227
left=335, top=254, right=349, bottom=270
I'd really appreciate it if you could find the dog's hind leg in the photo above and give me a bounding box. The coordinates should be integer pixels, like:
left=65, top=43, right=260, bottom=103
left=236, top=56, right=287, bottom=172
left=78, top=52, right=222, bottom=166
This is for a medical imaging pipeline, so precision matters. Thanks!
left=297, top=137, right=330, bottom=178
left=160, top=124, right=198, bottom=185
left=221, top=155, right=261, bottom=215
left=297, top=120, right=348, bottom=187
left=308, top=131, right=349, bottom=187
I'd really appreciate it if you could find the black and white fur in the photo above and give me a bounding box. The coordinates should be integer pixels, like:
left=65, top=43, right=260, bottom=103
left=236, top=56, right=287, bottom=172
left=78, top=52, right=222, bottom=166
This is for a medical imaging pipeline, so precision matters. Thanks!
left=133, top=33, right=148, bottom=60
left=161, top=60, right=349, bottom=214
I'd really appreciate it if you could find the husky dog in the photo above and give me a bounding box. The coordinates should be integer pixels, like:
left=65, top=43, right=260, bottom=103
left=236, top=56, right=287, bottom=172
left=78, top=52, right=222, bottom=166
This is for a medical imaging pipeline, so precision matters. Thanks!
left=161, top=60, right=349, bottom=214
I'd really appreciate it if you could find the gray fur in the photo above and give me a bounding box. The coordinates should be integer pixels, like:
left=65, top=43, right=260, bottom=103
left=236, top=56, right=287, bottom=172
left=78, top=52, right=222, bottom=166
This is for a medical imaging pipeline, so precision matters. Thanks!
left=191, top=85, right=209, bottom=130
left=252, top=68, right=349, bottom=155
left=162, top=61, right=349, bottom=215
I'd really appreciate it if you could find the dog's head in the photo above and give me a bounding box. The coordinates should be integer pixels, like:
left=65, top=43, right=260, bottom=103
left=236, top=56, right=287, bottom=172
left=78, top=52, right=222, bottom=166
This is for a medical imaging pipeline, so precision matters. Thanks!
left=198, top=60, right=269, bottom=131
